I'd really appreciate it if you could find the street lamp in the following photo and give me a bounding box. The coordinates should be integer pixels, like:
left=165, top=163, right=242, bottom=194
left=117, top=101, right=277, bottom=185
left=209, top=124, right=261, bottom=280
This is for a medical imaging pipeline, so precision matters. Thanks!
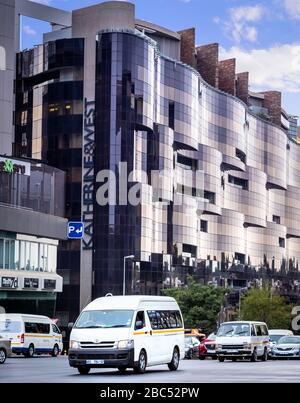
left=123, top=255, right=135, bottom=296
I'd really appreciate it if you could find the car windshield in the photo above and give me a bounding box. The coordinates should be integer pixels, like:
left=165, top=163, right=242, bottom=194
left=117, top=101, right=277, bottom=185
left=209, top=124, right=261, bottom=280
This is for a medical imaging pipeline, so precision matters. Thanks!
left=74, top=310, right=134, bottom=329
left=0, top=320, right=21, bottom=333
left=217, top=323, right=250, bottom=337
left=270, top=335, right=286, bottom=343
left=278, top=337, right=300, bottom=345
left=185, top=337, right=192, bottom=345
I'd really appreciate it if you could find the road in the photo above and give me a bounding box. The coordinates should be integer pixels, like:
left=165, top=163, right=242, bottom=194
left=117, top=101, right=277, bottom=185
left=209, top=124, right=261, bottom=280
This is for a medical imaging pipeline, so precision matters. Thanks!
left=1, top=356, right=300, bottom=383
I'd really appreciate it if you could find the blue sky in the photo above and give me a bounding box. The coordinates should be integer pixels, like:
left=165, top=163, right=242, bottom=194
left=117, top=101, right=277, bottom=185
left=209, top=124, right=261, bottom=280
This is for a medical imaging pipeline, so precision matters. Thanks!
left=22, top=0, right=300, bottom=118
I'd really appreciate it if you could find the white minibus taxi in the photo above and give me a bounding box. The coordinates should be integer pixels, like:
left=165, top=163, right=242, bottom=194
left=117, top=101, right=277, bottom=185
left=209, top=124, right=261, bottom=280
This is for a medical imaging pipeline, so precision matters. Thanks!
left=0, top=314, right=63, bottom=357
left=216, top=321, right=270, bottom=362
left=68, top=295, right=185, bottom=375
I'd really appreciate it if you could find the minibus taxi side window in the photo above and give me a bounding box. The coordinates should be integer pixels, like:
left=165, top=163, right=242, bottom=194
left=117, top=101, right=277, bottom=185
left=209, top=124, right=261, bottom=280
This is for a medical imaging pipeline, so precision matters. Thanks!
left=256, top=325, right=262, bottom=336
left=134, top=311, right=145, bottom=330
left=37, top=323, right=50, bottom=334
left=147, top=311, right=159, bottom=330
left=156, top=312, right=167, bottom=329
left=251, top=325, right=256, bottom=336
left=175, top=311, right=183, bottom=328
left=52, top=324, right=61, bottom=334
left=25, top=322, right=38, bottom=334
left=168, top=312, right=177, bottom=328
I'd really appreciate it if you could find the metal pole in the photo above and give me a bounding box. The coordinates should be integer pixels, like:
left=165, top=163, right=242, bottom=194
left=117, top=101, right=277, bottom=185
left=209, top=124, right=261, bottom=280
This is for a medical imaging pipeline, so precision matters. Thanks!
left=123, top=257, right=126, bottom=296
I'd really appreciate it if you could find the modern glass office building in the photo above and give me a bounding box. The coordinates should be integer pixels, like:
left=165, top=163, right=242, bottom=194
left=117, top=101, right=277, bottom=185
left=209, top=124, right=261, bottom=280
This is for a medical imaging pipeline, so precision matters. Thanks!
left=8, top=1, right=300, bottom=321
left=0, top=156, right=66, bottom=316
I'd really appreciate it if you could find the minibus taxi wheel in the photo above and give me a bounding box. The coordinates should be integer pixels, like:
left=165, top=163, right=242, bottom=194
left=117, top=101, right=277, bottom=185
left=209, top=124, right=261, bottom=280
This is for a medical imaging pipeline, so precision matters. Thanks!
left=261, top=348, right=268, bottom=362
left=51, top=344, right=60, bottom=357
left=77, top=366, right=91, bottom=375
left=134, top=350, right=147, bottom=374
left=250, top=348, right=258, bottom=362
left=218, top=356, right=225, bottom=362
left=25, top=344, right=34, bottom=358
left=168, top=347, right=180, bottom=371
left=0, top=348, right=7, bottom=364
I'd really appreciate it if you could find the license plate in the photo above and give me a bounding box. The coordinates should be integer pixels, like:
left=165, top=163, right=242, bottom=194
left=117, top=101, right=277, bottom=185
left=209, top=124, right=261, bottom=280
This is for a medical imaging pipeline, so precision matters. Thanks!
left=86, top=359, right=104, bottom=365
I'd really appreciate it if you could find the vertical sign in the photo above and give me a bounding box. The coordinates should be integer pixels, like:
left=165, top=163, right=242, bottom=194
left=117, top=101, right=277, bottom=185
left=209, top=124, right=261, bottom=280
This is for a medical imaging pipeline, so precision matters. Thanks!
left=80, top=98, right=95, bottom=309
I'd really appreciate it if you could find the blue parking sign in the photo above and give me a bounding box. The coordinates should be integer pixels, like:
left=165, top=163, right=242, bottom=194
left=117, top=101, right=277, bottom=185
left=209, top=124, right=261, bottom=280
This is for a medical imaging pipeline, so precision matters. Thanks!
left=68, top=222, right=84, bottom=239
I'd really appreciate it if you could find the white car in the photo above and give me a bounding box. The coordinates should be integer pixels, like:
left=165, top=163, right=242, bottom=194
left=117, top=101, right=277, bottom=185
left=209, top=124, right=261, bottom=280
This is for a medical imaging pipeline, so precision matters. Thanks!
left=216, top=321, right=270, bottom=362
left=0, top=314, right=63, bottom=357
left=68, top=295, right=185, bottom=375
left=269, top=329, right=293, bottom=349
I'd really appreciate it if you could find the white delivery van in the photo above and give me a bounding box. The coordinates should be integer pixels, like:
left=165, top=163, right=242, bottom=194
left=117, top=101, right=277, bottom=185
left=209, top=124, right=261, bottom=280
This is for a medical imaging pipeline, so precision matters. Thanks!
left=68, top=295, right=185, bottom=375
left=0, top=314, right=63, bottom=357
left=216, top=321, right=270, bottom=362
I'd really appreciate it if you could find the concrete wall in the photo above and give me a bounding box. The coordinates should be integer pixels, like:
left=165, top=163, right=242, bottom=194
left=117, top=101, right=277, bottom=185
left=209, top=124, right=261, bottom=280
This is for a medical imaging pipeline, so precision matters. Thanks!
left=0, top=205, right=67, bottom=240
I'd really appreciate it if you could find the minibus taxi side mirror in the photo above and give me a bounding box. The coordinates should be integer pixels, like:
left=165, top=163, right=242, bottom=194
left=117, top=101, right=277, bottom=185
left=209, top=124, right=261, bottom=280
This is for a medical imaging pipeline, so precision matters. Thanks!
left=68, top=322, right=74, bottom=330
left=135, top=321, right=144, bottom=330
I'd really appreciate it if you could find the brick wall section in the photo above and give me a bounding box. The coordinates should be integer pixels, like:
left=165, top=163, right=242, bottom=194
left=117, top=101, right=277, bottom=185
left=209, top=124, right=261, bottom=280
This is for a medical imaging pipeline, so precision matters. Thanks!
left=196, top=43, right=219, bottom=88
left=178, top=28, right=196, bottom=68
left=218, top=59, right=236, bottom=96
left=236, top=72, right=249, bottom=105
left=261, top=91, right=282, bottom=126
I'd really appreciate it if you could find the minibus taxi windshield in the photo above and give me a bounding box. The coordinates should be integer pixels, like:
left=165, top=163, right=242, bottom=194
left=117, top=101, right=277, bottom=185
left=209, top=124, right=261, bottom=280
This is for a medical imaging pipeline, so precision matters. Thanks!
left=217, top=323, right=250, bottom=337
left=74, top=310, right=134, bottom=329
left=0, top=320, right=21, bottom=333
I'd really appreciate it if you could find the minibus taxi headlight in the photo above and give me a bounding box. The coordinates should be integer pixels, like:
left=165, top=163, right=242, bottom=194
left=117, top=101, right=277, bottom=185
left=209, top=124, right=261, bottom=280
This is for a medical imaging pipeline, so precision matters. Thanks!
left=69, top=340, right=79, bottom=349
left=117, top=340, right=134, bottom=349
left=215, top=344, right=221, bottom=351
left=243, top=342, right=252, bottom=350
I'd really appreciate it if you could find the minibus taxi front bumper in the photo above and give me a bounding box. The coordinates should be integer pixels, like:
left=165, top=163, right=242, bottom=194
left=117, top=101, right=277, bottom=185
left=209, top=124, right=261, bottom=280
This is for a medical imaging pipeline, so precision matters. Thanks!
left=216, top=345, right=253, bottom=358
left=68, top=348, right=135, bottom=368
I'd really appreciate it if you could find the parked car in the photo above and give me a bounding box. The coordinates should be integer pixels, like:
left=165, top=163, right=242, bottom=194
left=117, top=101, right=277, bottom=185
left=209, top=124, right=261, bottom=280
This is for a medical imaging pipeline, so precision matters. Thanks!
left=269, top=329, right=294, bottom=349
left=0, top=336, right=11, bottom=364
left=199, top=333, right=217, bottom=360
left=185, top=336, right=200, bottom=359
left=270, top=336, right=300, bottom=359
left=216, top=321, right=270, bottom=362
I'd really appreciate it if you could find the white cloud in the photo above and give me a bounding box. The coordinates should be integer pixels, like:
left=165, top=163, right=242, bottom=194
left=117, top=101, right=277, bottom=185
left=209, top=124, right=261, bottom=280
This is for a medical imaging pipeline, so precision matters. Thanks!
left=283, top=0, right=300, bottom=19
left=220, top=43, right=300, bottom=93
left=23, top=25, right=37, bottom=36
left=221, top=5, right=265, bottom=43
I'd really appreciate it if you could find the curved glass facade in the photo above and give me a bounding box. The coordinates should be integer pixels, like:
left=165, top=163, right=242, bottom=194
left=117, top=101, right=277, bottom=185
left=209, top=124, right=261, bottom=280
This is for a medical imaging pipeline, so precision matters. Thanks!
left=93, top=29, right=300, bottom=296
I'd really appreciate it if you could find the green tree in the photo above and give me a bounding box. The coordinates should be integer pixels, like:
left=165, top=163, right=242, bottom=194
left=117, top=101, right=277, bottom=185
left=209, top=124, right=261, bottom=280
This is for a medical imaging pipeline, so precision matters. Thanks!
left=163, top=277, right=227, bottom=333
left=240, top=287, right=293, bottom=329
